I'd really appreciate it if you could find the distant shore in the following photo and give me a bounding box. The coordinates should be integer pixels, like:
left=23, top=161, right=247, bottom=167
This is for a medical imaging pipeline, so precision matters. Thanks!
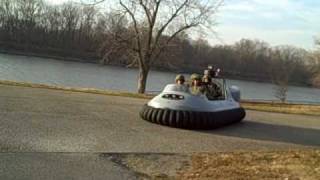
left=0, top=80, right=319, bottom=116
left=0, top=49, right=99, bottom=64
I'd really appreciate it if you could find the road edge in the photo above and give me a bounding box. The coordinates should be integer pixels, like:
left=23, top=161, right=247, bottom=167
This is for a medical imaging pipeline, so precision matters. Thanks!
left=0, top=80, right=319, bottom=116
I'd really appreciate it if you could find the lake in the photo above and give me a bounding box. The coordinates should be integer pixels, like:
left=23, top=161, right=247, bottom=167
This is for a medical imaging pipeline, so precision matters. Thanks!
left=1, top=53, right=320, bottom=104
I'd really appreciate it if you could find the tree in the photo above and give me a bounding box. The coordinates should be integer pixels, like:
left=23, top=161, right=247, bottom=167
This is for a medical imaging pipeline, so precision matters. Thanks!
left=310, top=36, right=320, bottom=88
left=233, top=39, right=270, bottom=77
left=98, top=11, right=132, bottom=65
left=91, top=0, right=223, bottom=93
left=269, top=46, right=304, bottom=102
left=61, top=2, right=81, bottom=48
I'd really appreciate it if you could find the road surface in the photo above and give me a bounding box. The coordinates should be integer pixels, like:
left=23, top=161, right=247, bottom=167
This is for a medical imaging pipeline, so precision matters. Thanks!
left=0, top=84, right=319, bottom=179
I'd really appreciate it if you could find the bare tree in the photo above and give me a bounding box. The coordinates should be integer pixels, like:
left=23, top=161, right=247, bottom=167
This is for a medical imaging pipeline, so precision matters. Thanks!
left=78, top=6, right=97, bottom=46
left=310, top=37, right=320, bottom=88
left=312, top=72, right=320, bottom=88
left=273, top=80, right=288, bottom=103
left=270, top=46, right=304, bottom=102
left=98, top=11, right=131, bottom=65
left=91, top=0, right=223, bottom=93
left=60, top=2, right=81, bottom=48
left=16, top=0, right=44, bottom=45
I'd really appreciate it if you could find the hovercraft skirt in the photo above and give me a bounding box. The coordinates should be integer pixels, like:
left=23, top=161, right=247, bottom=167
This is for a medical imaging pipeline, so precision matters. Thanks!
left=140, top=105, right=245, bottom=129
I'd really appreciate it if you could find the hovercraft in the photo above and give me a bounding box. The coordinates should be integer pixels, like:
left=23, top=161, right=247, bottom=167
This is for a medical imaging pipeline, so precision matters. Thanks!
left=140, top=79, right=246, bottom=129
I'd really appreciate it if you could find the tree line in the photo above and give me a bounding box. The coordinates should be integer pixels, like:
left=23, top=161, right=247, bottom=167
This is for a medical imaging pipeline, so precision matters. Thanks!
left=0, top=0, right=319, bottom=91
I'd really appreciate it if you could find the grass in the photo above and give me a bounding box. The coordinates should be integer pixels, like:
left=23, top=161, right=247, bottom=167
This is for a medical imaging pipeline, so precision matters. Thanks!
left=177, top=150, right=320, bottom=180
left=242, top=101, right=320, bottom=116
left=0, top=80, right=319, bottom=116
left=0, top=80, right=152, bottom=99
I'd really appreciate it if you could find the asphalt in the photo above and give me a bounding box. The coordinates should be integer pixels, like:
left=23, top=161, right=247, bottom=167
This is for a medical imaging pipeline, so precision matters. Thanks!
left=0, top=153, right=140, bottom=180
left=0, top=84, right=319, bottom=179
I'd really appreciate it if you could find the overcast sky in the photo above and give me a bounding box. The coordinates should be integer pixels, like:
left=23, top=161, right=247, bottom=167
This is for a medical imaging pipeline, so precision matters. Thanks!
left=46, top=0, right=319, bottom=50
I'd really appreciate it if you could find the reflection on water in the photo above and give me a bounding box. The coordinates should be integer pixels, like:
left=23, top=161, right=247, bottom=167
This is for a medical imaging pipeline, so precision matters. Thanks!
left=1, top=53, right=320, bottom=103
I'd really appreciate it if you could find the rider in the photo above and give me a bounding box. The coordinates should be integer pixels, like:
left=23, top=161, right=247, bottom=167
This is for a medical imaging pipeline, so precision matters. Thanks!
left=202, top=74, right=222, bottom=100
left=175, top=74, right=189, bottom=92
left=190, top=73, right=204, bottom=95
left=175, top=74, right=185, bottom=85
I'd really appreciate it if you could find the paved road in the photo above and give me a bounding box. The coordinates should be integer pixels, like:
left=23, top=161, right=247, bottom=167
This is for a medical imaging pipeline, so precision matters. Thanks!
left=1, top=84, right=319, bottom=153
left=0, top=153, right=141, bottom=180
left=1, top=84, right=319, bottom=179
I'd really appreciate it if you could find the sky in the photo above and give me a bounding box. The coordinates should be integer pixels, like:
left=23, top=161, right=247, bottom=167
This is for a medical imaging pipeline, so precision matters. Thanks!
left=47, top=0, right=319, bottom=50
left=213, top=0, right=320, bottom=50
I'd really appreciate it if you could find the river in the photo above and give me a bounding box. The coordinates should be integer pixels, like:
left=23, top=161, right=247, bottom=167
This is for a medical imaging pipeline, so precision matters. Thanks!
left=0, top=53, right=320, bottom=104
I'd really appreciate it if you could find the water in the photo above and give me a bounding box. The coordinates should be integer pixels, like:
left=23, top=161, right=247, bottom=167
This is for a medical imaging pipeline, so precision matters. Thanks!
left=1, top=53, right=320, bottom=104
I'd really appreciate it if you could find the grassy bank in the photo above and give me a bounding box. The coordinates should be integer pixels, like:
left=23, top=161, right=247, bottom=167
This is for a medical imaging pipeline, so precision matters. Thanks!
left=0, top=80, right=319, bottom=116
left=242, top=100, right=320, bottom=116
left=0, top=80, right=152, bottom=99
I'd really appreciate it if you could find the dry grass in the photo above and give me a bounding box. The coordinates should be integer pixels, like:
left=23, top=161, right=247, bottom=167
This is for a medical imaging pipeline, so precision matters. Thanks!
left=241, top=101, right=320, bottom=116
left=178, top=150, right=320, bottom=180
left=0, top=80, right=152, bottom=99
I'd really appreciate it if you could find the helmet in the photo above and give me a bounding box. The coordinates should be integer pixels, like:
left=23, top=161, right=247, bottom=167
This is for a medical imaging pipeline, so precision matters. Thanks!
left=203, top=74, right=212, bottom=81
left=175, top=74, right=185, bottom=81
left=190, top=73, right=201, bottom=80
left=204, top=69, right=215, bottom=77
